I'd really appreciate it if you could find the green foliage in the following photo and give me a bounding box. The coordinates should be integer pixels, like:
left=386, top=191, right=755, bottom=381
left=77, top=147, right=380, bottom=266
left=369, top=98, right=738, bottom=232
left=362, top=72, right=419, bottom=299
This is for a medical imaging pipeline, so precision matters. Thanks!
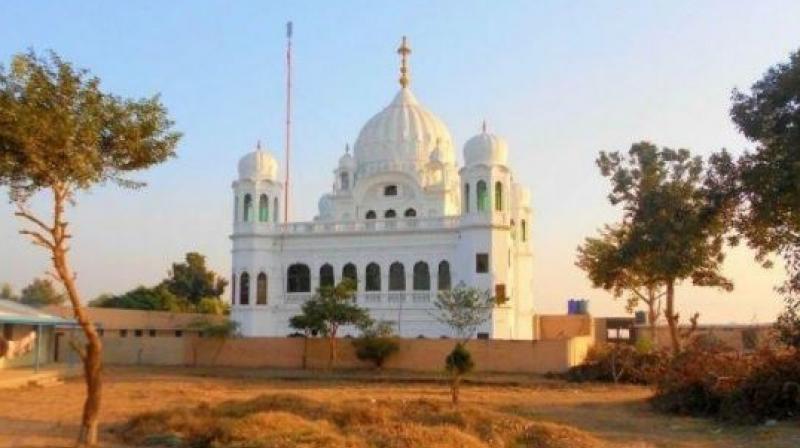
left=352, top=321, right=400, bottom=368
left=163, top=252, right=227, bottom=305
left=189, top=319, right=239, bottom=339
left=445, top=343, right=474, bottom=376
left=19, top=278, right=65, bottom=307
left=0, top=50, right=180, bottom=200
left=434, top=283, right=494, bottom=341
left=90, top=284, right=189, bottom=312
left=727, top=48, right=800, bottom=297
left=89, top=252, right=227, bottom=314
left=196, top=297, right=229, bottom=315
left=775, top=296, right=800, bottom=349
left=595, top=142, right=734, bottom=291
left=289, top=279, right=371, bottom=337
left=0, top=283, right=17, bottom=301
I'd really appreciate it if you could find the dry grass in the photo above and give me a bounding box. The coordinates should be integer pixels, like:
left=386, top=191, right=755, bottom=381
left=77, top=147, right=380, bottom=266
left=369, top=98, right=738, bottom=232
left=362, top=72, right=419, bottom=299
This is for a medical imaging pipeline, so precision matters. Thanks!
left=116, top=393, right=603, bottom=448
left=0, top=366, right=798, bottom=447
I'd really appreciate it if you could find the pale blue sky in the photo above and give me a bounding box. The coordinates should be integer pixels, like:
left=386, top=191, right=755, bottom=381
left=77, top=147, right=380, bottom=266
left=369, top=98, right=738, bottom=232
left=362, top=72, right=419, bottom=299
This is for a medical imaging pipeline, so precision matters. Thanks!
left=2, top=1, right=799, bottom=322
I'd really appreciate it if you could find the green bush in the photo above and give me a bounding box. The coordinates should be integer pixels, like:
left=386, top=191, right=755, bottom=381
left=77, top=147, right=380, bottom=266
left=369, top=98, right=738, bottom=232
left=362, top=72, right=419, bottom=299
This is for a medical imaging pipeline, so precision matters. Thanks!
left=352, top=322, right=399, bottom=369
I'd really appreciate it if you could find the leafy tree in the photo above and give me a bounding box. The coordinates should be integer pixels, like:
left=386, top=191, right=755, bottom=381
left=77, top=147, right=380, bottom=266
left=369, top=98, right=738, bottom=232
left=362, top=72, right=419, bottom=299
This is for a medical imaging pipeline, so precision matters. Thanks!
left=0, top=283, right=17, bottom=301
left=352, top=320, right=399, bottom=369
left=0, top=50, right=179, bottom=445
left=433, top=282, right=494, bottom=341
left=163, top=252, right=227, bottom=305
left=188, top=318, right=239, bottom=365
left=89, top=285, right=189, bottom=312
left=196, top=296, right=229, bottom=315
left=577, top=224, right=664, bottom=343
left=445, top=343, right=474, bottom=404
left=289, top=278, right=371, bottom=369
left=717, top=49, right=800, bottom=340
left=19, top=277, right=66, bottom=307
left=594, top=142, right=735, bottom=355
left=433, top=283, right=493, bottom=404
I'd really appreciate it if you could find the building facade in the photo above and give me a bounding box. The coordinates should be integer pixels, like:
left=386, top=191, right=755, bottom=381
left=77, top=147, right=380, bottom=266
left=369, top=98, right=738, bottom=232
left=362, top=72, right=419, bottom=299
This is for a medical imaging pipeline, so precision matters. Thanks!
left=231, top=38, right=534, bottom=339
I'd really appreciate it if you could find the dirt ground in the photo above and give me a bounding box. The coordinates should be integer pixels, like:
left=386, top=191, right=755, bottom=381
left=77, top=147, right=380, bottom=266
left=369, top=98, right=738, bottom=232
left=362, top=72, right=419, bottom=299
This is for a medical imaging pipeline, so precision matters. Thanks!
left=0, top=366, right=798, bottom=448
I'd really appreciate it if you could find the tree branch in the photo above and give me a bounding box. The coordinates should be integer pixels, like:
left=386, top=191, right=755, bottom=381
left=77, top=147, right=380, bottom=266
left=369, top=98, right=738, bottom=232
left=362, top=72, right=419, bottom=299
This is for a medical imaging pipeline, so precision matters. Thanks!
left=14, top=208, right=52, bottom=234
left=19, top=229, right=55, bottom=250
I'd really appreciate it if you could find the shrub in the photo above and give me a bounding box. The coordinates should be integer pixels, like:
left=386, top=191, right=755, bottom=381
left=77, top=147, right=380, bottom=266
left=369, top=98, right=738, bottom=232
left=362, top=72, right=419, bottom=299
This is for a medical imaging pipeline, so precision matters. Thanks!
left=566, top=343, right=669, bottom=385
left=445, top=343, right=475, bottom=404
left=651, top=340, right=800, bottom=423
left=352, top=321, right=400, bottom=369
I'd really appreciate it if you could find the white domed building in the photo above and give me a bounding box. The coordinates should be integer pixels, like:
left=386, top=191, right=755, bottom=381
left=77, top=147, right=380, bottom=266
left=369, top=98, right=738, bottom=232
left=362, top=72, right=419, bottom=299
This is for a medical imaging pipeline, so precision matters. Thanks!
left=231, top=38, right=534, bottom=339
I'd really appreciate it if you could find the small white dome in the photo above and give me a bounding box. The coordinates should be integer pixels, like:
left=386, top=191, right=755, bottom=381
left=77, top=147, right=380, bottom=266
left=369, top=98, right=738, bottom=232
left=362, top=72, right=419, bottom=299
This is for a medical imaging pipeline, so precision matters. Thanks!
left=338, top=146, right=355, bottom=170
left=463, top=131, right=508, bottom=166
left=238, top=143, right=279, bottom=181
left=354, top=88, right=454, bottom=169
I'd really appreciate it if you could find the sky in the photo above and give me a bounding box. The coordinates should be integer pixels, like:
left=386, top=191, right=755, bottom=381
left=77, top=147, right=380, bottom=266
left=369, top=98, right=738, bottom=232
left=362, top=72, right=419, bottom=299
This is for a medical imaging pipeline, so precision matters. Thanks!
left=1, top=1, right=799, bottom=323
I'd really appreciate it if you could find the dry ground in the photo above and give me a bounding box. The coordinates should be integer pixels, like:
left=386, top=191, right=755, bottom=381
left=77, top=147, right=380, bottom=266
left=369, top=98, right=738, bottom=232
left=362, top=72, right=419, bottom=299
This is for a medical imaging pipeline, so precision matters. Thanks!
left=0, top=366, right=798, bottom=447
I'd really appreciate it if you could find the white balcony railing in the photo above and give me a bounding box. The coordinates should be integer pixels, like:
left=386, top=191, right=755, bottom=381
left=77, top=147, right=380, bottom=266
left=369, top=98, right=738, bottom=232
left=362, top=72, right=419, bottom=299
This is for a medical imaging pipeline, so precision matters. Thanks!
left=233, top=213, right=512, bottom=237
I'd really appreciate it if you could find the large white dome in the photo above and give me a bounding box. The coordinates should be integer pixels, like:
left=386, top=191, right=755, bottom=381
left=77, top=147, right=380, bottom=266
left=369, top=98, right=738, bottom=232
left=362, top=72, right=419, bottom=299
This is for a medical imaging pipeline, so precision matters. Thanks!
left=238, top=143, right=279, bottom=181
left=354, top=88, right=454, bottom=170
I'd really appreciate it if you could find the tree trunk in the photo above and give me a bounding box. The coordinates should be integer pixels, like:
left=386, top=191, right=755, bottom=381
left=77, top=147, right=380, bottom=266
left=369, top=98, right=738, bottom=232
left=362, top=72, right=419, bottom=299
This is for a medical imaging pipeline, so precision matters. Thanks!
left=328, top=333, right=336, bottom=370
left=664, top=279, right=681, bottom=356
left=647, top=303, right=658, bottom=346
left=451, top=374, right=461, bottom=405
left=47, top=186, right=103, bottom=446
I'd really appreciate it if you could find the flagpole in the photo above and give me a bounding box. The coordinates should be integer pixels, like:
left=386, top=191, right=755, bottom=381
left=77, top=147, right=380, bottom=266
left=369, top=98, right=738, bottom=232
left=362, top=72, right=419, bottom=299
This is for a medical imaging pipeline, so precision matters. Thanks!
left=283, top=21, right=292, bottom=224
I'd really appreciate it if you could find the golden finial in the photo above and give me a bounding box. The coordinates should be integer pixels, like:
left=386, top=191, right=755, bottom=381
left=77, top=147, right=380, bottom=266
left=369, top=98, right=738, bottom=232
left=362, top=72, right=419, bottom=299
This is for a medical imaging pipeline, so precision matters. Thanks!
left=397, top=36, right=411, bottom=89
left=481, top=120, right=487, bottom=134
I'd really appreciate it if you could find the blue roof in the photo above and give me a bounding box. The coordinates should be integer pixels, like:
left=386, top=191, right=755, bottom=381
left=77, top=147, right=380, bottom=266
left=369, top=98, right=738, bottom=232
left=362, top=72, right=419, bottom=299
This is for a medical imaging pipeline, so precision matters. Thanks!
left=0, top=299, right=76, bottom=326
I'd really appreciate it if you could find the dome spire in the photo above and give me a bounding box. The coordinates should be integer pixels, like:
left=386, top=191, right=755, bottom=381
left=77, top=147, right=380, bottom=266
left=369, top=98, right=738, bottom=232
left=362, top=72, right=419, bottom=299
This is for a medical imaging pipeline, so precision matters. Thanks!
left=397, top=36, right=411, bottom=89
left=481, top=119, right=487, bottom=134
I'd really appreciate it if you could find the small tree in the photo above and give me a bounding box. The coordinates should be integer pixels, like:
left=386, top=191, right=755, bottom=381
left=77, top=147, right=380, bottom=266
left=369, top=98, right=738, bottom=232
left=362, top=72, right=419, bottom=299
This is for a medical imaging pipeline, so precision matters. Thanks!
left=577, top=224, right=663, bottom=343
left=433, top=283, right=493, bottom=404
left=19, top=277, right=66, bottom=307
left=189, top=319, right=239, bottom=366
left=289, top=278, right=371, bottom=369
left=352, top=320, right=399, bottom=369
left=445, top=343, right=474, bottom=404
left=162, top=252, right=227, bottom=305
left=0, top=283, right=17, bottom=301
left=0, top=50, right=180, bottom=446
left=594, top=142, right=736, bottom=355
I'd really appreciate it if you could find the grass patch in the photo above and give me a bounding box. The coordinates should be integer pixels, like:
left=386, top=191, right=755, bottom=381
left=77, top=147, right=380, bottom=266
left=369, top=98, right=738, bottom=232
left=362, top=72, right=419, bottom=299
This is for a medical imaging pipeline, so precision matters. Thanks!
left=116, top=393, right=603, bottom=448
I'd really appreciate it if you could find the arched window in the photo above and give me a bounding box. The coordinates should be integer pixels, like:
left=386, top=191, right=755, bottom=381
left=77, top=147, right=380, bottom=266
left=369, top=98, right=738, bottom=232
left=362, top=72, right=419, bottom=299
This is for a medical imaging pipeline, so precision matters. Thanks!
left=366, top=263, right=381, bottom=291
left=320, top=263, right=334, bottom=288
left=404, top=208, right=417, bottom=218
left=231, top=274, right=236, bottom=303
left=384, top=209, right=396, bottom=219
left=287, top=264, right=310, bottom=293
left=389, top=262, right=405, bottom=291
left=239, top=272, right=250, bottom=305
left=243, top=194, right=253, bottom=222
left=273, top=197, right=279, bottom=222
left=342, top=263, right=357, bottom=284
left=365, top=210, right=377, bottom=220
left=413, top=261, right=430, bottom=290
left=476, top=181, right=489, bottom=212
left=438, top=261, right=451, bottom=291
left=256, top=272, right=268, bottom=305
left=259, top=194, right=269, bottom=222
left=340, top=172, right=349, bottom=190
left=463, top=183, right=470, bottom=213
left=521, top=219, right=527, bottom=242
left=234, top=195, right=239, bottom=222
left=495, top=181, right=503, bottom=211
